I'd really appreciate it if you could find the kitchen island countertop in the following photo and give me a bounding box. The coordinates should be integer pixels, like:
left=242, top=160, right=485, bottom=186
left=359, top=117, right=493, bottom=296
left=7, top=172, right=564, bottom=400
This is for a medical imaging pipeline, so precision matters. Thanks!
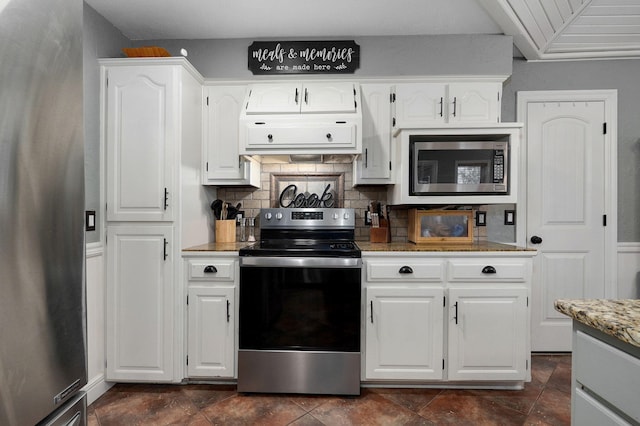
left=555, top=299, right=640, bottom=348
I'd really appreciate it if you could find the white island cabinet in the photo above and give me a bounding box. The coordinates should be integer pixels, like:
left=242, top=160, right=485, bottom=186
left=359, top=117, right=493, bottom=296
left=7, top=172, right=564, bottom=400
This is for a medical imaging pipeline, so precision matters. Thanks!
left=362, top=251, right=533, bottom=386
left=102, top=58, right=209, bottom=383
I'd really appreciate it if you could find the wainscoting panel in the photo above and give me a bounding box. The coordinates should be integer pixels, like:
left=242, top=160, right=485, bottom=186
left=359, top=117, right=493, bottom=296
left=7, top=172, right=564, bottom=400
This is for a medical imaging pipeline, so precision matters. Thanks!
left=618, top=243, right=640, bottom=299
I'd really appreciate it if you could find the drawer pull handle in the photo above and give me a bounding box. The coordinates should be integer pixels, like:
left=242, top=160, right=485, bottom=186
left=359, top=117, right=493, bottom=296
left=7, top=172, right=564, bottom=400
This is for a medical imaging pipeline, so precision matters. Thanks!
left=398, top=266, right=413, bottom=274
left=482, top=265, right=496, bottom=274
left=203, top=265, right=218, bottom=273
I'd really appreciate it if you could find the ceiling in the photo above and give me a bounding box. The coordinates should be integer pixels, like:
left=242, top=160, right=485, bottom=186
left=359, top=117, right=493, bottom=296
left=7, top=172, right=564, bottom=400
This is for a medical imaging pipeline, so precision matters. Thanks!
left=85, top=0, right=640, bottom=61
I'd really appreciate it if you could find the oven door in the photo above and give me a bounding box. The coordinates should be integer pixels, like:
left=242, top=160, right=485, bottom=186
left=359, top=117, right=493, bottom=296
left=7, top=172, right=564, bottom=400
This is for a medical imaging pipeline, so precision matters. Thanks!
left=238, top=256, right=361, bottom=395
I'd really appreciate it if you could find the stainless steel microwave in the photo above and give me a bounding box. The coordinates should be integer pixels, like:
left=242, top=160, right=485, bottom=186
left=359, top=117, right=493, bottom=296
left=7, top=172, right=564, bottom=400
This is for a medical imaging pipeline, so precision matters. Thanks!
left=409, top=139, right=509, bottom=195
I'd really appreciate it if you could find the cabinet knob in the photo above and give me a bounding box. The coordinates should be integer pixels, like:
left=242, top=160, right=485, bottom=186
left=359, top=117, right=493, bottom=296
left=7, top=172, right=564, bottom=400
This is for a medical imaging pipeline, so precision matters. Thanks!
left=326, top=133, right=332, bottom=140
left=530, top=235, right=543, bottom=244
left=481, top=265, right=496, bottom=274
left=203, top=265, right=218, bottom=273
left=267, top=134, right=273, bottom=142
left=398, top=266, right=414, bottom=274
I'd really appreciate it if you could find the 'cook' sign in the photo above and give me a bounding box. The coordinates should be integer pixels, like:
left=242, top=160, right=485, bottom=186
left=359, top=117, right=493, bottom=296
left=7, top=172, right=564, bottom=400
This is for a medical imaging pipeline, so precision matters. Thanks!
left=248, top=41, right=360, bottom=75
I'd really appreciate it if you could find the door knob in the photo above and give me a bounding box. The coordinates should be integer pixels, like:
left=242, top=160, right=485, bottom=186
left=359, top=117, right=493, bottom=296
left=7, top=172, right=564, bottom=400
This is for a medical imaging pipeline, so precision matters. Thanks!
left=530, top=235, right=543, bottom=244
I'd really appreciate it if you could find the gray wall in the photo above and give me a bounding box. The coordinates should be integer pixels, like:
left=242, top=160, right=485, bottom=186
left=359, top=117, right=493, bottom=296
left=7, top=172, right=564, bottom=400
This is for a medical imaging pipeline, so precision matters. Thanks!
left=133, top=35, right=513, bottom=79
left=90, top=21, right=639, bottom=242
left=83, top=3, right=130, bottom=242
left=502, top=58, right=640, bottom=242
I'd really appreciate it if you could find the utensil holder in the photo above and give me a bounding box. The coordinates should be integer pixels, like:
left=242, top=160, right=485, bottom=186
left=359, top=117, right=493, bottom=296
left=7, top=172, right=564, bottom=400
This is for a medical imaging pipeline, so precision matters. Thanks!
left=215, top=220, right=236, bottom=243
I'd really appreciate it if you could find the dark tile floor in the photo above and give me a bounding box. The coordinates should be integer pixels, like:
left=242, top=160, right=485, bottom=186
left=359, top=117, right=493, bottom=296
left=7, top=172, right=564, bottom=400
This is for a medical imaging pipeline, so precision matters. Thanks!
left=88, top=354, right=571, bottom=425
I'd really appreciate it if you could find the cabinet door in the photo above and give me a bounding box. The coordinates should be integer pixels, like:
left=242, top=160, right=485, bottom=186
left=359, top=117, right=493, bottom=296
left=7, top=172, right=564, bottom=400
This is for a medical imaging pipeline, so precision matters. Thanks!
left=203, top=86, right=259, bottom=186
left=447, top=287, right=527, bottom=381
left=245, top=83, right=300, bottom=114
left=354, top=84, right=392, bottom=184
left=106, top=225, right=174, bottom=382
left=365, top=287, right=444, bottom=380
left=187, top=286, right=235, bottom=378
left=301, top=82, right=356, bottom=113
left=105, top=66, right=176, bottom=222
left=448, top=83, right=501, bottom=124
left=394, top=83, right=446, bottom=127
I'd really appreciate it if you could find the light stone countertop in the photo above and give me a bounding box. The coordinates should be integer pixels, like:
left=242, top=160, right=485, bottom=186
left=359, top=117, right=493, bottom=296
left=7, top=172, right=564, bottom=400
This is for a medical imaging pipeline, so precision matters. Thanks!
left=555, top=299, right=640, bottom=348
left=356, top=240, right=533, bottom=252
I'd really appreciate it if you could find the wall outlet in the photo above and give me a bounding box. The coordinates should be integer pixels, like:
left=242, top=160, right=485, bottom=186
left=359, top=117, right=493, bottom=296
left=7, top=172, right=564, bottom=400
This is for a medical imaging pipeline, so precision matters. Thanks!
left=475, top=210, right=487, bottom=227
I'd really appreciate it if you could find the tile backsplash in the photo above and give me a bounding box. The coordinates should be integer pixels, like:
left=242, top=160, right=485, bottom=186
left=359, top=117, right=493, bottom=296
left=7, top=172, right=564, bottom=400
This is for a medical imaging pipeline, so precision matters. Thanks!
left=215, top=162, right=516, bottom=243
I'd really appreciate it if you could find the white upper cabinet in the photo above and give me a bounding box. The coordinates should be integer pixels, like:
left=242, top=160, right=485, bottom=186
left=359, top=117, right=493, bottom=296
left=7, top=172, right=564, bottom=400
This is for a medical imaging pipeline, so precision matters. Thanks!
left=353, top=84, right=393, bottom=185
left=105, top=65, right=177, bottom=222
left=245, top=82, right=356, bottom=114
left=393, top=82, right=502, bottom=128
left=203, top=85, right=259, bottom=187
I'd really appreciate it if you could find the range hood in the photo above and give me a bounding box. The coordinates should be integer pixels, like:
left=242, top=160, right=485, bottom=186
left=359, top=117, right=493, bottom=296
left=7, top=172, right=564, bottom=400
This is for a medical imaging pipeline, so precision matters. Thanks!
left=239, top=82, right=362, bottom=155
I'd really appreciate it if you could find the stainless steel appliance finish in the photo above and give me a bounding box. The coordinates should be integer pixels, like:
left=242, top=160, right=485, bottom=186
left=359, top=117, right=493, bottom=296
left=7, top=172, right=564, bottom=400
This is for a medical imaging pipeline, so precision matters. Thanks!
left=238, top=208, right=361, bottom=396
left=410, top=138, right=510, bottom=195
left=0, top=0, right=87, bottom=424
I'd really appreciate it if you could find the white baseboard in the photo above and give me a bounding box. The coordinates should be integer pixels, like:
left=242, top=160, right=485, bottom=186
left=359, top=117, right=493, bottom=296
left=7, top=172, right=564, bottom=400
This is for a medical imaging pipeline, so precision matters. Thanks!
left=617, top=243, right=640, bottom=299
left=83, top=374, right=114, bottom=406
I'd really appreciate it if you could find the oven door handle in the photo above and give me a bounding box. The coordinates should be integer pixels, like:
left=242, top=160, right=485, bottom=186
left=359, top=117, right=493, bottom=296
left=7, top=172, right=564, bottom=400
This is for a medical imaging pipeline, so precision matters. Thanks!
left=240, top=256, right=361, bottom=268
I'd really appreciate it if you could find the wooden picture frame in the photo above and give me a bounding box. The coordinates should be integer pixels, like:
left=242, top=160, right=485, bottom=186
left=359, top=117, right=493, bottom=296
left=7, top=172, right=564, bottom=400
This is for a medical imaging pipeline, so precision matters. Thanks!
left=408, top=209, right=473, bottom=244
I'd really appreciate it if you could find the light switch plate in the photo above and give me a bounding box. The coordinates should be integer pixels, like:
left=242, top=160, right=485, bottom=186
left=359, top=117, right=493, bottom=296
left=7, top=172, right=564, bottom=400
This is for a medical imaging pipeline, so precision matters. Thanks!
left=475, top=210, right=487, bottom=227
left=504, top=210, right=516, bottom=226
left=85, top=210, right=96, bottom=231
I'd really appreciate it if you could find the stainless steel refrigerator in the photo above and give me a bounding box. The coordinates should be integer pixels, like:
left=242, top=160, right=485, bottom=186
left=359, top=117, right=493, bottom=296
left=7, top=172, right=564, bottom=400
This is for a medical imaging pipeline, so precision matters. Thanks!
left=0, top=0, right=87, bottom=424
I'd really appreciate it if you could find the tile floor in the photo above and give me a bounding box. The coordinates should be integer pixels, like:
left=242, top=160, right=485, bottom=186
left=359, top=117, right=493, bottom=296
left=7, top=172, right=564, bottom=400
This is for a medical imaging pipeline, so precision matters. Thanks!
left=88, top=354, right=571, bottom=425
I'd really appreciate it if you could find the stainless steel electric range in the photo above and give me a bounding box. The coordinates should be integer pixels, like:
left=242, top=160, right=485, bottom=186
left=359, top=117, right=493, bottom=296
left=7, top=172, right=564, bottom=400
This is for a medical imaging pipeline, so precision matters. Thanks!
left=238, top=208, right=361, bottom=395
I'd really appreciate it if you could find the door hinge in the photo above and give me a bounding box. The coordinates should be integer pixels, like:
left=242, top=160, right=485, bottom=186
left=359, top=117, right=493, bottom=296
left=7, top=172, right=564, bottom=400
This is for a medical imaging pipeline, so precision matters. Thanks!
left=443, top=296, right=446, bottom=307
left=206, top=162, right=208, bottom=172
left=526, top=297, right=529, bottom=307
left=389, top=161, right=392, bottom=171
left=603, top=122, right=607, bottom=134
left=186, top=355, right=189, bottom=366
left=603, top=214, right=607, bottom=226
left=390, top=93, right=396, bottom=103
left=392, top=117, right=396, bottom=127
left=186, top=295, right=189, bottom=305
left=497, top=91, right=500, bottom=101
left=442, top=359, right=445, bottom=370
left=526, top=359, right=529, bottom=370
left=206, top=96, right=209, bottom=106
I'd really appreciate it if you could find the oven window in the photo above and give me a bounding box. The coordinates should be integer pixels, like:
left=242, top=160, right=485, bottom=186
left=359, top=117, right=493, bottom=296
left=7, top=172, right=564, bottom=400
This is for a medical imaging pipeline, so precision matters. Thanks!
left=239, top=266, right=360, bottom=352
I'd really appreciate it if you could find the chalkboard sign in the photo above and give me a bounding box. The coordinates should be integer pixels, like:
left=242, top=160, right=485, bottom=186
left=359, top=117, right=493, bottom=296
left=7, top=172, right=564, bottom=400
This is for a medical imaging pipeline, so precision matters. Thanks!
left=248, top=41, right=360, bottom=75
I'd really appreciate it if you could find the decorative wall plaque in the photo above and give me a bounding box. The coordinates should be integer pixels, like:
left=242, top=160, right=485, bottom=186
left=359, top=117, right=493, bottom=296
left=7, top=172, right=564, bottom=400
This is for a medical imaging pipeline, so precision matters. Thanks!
left=270, top=173, right=344, bottom=208
left=248, top=41, right=360, bottom=75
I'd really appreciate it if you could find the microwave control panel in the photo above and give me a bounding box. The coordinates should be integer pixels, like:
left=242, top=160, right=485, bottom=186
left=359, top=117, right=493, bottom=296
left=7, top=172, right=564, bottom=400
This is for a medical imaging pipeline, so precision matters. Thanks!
left=493, top=150, right=505, bottom=183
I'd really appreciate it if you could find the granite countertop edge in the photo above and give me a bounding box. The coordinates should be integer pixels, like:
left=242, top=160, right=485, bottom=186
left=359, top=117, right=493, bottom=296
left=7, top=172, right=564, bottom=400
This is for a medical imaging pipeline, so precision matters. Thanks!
left=554, top=299, right=640, bottom=348
left=183, top=241, right=534, bottom=253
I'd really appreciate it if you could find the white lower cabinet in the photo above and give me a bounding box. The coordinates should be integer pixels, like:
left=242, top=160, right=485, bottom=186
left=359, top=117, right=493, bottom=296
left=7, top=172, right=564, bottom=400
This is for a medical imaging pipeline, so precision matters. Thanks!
left=365, top=287, right=444, bottom=380
left=106, top=225, right=175, bottom=382
left=185, top=256, right=237, bottom=379
left=363, top=253, right=532, bottom=385
left=447, top=287, right=528, bottom=381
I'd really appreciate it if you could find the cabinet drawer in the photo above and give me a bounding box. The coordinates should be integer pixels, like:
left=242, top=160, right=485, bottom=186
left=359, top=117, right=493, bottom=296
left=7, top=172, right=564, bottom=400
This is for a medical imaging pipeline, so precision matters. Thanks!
left=447, top=259, right=528, bottom=282
left=366, top=260, right=444, bottom=282
left=575, top=330, right=640, bottom=422
left=246, top=124, right=355, bottom=148
left=574, top=387, right=630, bottom=426
left=188, top=259, right=235, bottom=281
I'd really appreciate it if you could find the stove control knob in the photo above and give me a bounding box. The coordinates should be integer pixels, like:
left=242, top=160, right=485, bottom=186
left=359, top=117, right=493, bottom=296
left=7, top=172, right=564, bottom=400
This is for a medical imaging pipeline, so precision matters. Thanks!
left=265, top=212, right=272, bottom=221
left=344, top=212, right=350, bottom=220
left=333, top=212, right=339, bottom=220
left=275, top=212, right=283, bottom=220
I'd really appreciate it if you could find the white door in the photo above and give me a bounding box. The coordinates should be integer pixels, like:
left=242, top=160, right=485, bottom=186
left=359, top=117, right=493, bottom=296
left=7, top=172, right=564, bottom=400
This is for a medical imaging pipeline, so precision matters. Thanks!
left=447, top=287, right=528, bottom=381
left=523, top=97, right=611, bottom=351
left=354, top=84, right=392, bottom=183
left=106, top=225, right=174, bottom=381
left=105, top=66, right=176, bottom=222
left=365, top=286, right=444, bottom=380
left=187, top=286, right=235, bottom=378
